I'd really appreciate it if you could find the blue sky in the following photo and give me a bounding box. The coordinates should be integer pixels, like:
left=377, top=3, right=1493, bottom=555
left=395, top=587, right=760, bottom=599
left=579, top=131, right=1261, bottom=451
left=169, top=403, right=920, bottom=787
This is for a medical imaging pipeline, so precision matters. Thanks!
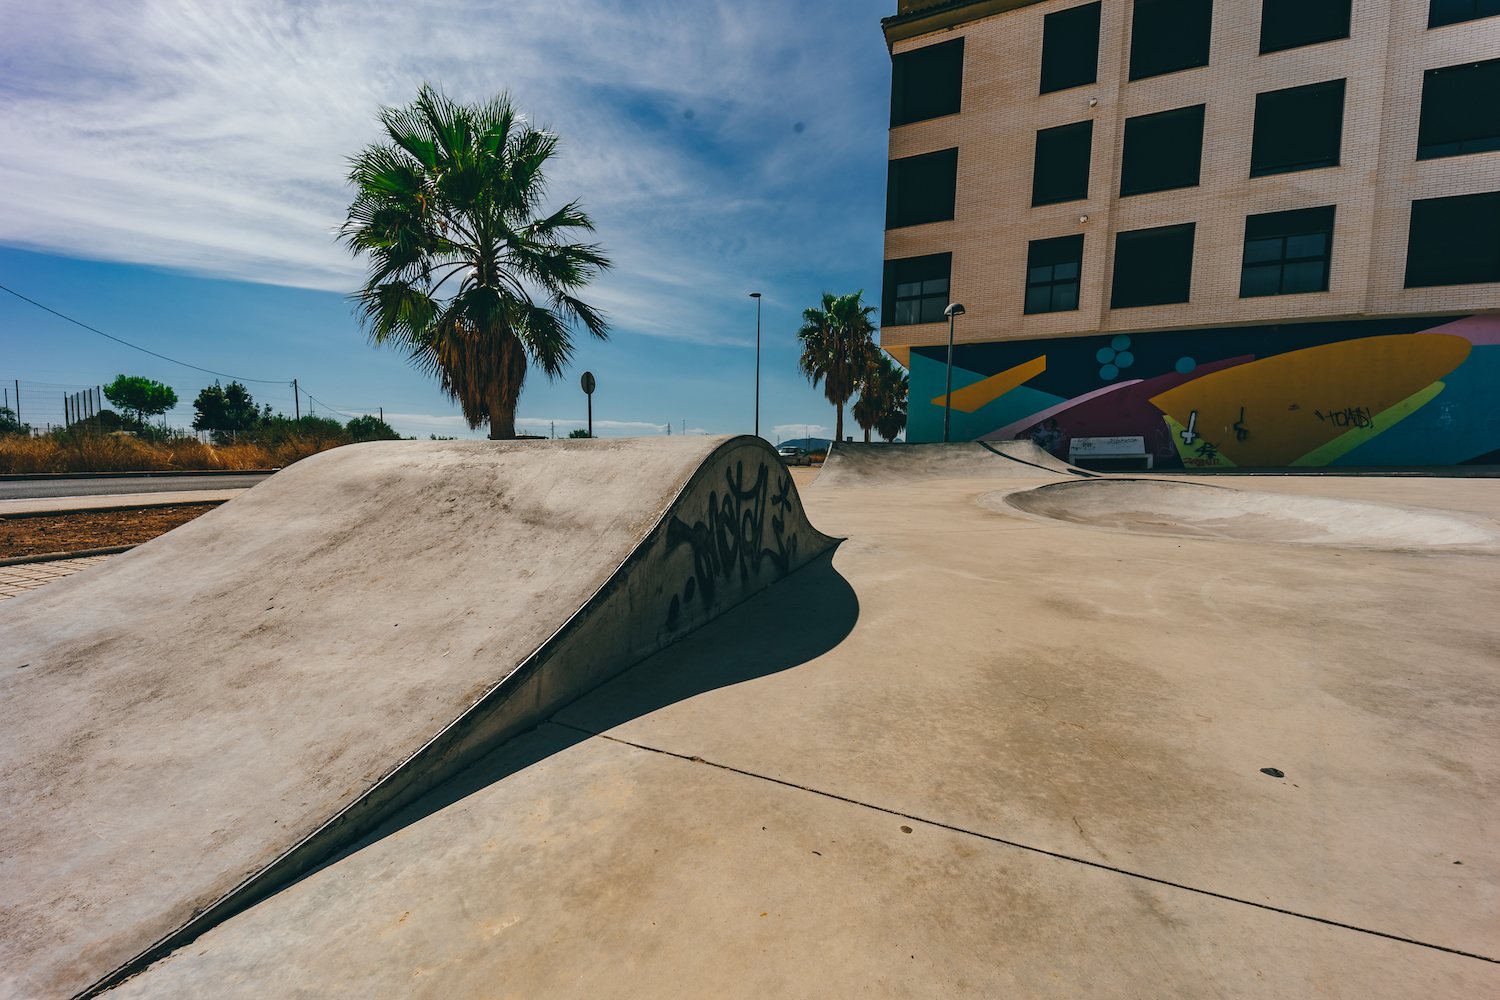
left=0, top=0, right=894, bottom=440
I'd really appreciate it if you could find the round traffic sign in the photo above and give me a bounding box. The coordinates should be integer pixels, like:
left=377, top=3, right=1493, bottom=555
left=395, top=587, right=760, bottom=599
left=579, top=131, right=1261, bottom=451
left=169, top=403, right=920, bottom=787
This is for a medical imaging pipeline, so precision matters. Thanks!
left=580, top=371, right=596, bottom=394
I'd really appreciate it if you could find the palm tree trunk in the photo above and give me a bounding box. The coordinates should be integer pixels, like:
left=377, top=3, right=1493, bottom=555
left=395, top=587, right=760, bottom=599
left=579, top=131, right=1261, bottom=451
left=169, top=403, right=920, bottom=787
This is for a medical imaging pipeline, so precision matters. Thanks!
left=486, top=335, right=528, bottom=439
left=864, top=426, right=870, bottom=443
left=835, top=404, right=843, bottom=444
left=488, top=409, right=516, bottom=439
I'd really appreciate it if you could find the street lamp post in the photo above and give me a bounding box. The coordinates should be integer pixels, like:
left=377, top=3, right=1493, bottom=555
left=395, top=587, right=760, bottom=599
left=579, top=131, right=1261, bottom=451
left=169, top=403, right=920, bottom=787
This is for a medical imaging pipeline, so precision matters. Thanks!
left=942, top=302, right=966, bottom=443
left=749, top=293, right=762, bottom=438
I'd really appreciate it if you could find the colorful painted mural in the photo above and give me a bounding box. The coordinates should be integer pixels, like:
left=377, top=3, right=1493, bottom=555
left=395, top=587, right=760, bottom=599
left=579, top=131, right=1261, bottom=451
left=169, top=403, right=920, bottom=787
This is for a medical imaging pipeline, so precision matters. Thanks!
left=905, top=315, right=1500, bottom=467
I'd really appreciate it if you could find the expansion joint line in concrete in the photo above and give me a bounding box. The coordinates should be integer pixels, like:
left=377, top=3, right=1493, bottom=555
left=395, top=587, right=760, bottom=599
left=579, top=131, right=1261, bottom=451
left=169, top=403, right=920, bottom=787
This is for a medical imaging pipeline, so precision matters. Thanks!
left=552, top=722, right=1497, bottom=966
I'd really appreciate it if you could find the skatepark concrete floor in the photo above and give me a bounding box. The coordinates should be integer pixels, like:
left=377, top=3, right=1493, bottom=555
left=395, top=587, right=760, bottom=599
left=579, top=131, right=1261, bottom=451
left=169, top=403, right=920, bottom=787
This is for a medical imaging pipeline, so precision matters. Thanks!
left=96, top=467, right=1499, bottom=998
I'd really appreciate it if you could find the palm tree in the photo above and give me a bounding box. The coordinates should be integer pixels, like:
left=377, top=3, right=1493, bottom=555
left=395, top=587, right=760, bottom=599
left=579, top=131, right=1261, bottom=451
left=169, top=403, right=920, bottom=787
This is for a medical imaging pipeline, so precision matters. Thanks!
left=853, top=354, right=909, bottom=443
left=797, top=291, right=877, bottom=445
left=341, top=86, right=610, bottom=439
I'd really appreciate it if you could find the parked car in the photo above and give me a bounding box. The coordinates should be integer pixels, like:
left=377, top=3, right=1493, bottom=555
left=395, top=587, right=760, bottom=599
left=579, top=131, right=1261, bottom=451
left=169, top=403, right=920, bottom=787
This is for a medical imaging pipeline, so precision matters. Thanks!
left=777, top=446, right=809, bottom=466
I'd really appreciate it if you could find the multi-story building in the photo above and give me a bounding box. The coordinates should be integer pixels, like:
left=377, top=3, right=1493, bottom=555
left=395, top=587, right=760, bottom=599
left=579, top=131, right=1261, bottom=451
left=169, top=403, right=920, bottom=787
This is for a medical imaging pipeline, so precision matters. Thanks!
left=879, top=0, right=1499, bottom=467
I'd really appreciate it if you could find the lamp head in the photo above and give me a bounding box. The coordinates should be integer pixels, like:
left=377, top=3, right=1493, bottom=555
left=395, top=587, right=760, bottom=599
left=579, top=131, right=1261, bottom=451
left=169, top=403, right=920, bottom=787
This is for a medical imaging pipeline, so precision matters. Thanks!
left=749, top=292, right=761, bottom=298
left=945, top=302, right=966, bottom=317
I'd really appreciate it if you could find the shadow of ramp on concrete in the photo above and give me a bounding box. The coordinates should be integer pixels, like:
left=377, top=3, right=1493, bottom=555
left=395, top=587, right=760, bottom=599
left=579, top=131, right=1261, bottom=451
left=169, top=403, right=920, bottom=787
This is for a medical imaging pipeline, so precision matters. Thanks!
left=294, top=550, right=857, bottom=881
left=811, top=440, right=1090, bottom=489
left=0, top=435, right=836, bottom=1000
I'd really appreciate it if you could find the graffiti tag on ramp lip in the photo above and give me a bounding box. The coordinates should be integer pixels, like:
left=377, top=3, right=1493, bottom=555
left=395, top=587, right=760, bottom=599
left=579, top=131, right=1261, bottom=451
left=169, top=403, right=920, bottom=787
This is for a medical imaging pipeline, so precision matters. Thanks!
left=663, top=459, right=799, bottom=631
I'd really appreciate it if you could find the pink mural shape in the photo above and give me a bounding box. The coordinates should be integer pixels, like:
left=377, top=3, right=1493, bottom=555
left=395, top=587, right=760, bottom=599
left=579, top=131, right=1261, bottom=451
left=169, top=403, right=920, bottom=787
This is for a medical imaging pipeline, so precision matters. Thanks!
left=1421, top=314, right=1500, bottom=346
left=987, top=355, right=1255, bottom=457
left=979, top=381, right=1142, bottom=442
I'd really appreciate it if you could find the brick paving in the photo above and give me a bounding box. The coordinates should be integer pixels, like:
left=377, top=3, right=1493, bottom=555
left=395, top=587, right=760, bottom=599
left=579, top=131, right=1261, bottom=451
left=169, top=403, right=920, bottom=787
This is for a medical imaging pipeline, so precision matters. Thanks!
left=0, top=555, right=115, bottom=601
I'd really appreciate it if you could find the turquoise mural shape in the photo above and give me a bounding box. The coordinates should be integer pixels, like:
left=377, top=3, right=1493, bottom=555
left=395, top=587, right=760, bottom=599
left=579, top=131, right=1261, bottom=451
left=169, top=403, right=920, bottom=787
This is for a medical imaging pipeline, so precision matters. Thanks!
left=1096, top=335, right=1135, bottom=381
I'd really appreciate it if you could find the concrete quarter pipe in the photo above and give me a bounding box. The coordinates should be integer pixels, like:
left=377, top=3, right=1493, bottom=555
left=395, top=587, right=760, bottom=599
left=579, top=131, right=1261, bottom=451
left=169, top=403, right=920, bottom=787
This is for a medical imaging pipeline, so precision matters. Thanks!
left=0, top=435, right=835, bottom=1000
left=811, top=440, right=1089, bottom=489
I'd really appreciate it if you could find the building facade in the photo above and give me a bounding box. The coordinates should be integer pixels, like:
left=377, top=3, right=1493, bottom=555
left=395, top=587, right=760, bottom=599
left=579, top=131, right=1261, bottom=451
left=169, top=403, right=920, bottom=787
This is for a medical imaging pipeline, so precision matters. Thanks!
left=880, top=0, right=1499, bottom=466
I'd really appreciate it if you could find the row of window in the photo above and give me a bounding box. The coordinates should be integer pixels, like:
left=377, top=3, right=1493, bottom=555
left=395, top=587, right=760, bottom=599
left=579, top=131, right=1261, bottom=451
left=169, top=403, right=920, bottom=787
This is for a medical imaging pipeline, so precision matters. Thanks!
left=886, top=57, right=1500, bottom=230
left=891, top=0, right=1493, bottom=127
left=882, top=191, right=1500, bottom=325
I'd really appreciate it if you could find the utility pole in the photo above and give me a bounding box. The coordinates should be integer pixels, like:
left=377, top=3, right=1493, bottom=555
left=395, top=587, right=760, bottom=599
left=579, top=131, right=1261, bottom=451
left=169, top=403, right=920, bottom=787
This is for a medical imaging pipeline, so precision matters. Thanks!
left=749, top=292, right=762, bottom=438
left=13, top=380, right=18, bottom=423
left=293, top=379, right=299, bottom=420
left=379, top=407, right=383, bottom=423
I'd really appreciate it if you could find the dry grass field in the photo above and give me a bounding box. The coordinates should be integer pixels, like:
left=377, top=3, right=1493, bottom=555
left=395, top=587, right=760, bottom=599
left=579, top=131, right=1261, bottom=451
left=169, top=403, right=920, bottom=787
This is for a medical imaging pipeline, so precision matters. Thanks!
left=0, top=435, right=339, bottom=474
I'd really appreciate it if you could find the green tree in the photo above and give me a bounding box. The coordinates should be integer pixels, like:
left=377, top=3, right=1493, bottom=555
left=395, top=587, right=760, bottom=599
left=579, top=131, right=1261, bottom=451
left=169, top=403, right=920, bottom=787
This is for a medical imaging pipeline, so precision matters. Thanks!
left=853, top=354, right=909, bottom=443
left=341, top=86, right=611, bottom=439
left=192, top=381, right=261, bottom=442
left=0, top=405, right=29, bottom=437
left=797, top=291, right=878, bottom=445
left=346, top=415, right=401, bottom=441
left=568, top=428, right=592, bottom=438
left=103, top=375, right=178, bottom=431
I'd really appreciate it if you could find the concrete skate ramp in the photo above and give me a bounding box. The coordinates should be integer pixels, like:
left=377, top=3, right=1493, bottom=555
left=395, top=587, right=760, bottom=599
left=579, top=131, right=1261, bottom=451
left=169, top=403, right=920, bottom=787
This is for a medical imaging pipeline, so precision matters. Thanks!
left=0, top=435, right=835, bottom=1000
left=993, top=478, right=1500, bottom=549
left=811, top=440, right=1087, bottom=489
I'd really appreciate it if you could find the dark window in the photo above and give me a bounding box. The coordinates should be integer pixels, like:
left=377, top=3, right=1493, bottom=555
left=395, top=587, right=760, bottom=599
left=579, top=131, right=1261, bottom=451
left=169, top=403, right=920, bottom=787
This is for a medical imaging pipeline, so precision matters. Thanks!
left=1111, top=223, right=1195, bottom=308
left=1129, top=0, right=1213, bottom=81
left=883, top=253, right=953, bottom=325
left=1250, top=79, right=1345, bottom=176
left=886, top=148, right=959, bottom=229
left=1041, top=3, right=1101, bottom=94
left=1025, top=235, right=1085, bottom=314
left=1404, top=192, right=1500, bottom=287
left=1239, top=206, right=1336, bottom=297
left=1429, top=0, right=1500, bottom=29
left=1417, top=59, right=1500, bottom=160
left=1120, top=105, right=1204, bottom=196
left=891, top=39, right=964, bottom=127
left=1259, top=0, right=1350, bottom=53
left=1032, top=120, right=1093, bottom=206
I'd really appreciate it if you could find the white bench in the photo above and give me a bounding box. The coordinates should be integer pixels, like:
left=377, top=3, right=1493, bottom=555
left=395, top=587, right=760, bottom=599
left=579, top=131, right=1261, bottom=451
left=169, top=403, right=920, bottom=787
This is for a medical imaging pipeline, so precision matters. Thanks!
left=1069, top=435, right=1153, bottom=471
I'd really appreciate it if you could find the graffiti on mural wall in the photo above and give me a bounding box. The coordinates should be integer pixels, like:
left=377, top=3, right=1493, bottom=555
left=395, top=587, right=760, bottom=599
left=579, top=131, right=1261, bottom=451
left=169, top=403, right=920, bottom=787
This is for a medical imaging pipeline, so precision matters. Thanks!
left=906, top=315, right=1500, bottom=467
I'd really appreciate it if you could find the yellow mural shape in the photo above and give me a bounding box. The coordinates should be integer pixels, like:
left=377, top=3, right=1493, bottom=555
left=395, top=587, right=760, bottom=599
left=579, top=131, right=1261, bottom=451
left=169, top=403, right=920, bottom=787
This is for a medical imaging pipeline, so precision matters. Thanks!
left=1291, top=381, right=1445, bottom=466
left=930, top=355, right=1047, bottom=413
left=1163, top=413, right=1238, bottom=468
left=883, top=345, right=911, bottom=369
left=1148, top=334, right=1471, bottom=467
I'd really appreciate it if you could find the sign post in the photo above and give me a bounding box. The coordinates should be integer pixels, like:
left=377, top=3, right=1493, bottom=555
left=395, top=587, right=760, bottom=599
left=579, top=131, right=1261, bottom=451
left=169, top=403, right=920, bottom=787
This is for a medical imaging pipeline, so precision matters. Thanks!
left=580, top=371, right=595, bottom=438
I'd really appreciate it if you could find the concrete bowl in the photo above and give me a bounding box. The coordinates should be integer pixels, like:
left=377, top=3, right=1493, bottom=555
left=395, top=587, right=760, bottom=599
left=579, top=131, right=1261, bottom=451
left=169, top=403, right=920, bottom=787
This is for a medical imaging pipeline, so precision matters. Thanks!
left=986, top=478, right=1500, bottom=550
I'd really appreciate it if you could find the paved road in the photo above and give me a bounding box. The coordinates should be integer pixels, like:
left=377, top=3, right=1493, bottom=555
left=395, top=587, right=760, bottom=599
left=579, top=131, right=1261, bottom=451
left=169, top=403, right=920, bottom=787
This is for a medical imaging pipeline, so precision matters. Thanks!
left=0, top=474, right=272, bottom=500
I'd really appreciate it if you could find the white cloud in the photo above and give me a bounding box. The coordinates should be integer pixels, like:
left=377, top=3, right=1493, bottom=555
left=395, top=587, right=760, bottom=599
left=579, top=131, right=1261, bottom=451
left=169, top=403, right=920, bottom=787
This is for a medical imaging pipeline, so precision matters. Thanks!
left=0, top=0, right=890, bottom=345
left=772, top=423, right=828, bottom=439
left=515, top=417, right=668, bottom=433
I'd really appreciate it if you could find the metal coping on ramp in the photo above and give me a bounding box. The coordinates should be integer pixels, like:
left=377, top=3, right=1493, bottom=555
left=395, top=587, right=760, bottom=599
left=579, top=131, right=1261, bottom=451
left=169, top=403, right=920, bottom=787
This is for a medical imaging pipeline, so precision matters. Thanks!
left=0, top=435, right=837, bottom=1000
left=810, top=440, right=1093, bottom=489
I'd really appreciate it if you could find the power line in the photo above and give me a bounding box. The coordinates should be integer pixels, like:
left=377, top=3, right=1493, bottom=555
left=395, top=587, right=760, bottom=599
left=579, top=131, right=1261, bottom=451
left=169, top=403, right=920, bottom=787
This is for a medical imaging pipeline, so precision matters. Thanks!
left=0, top=282, right=286, bottom=384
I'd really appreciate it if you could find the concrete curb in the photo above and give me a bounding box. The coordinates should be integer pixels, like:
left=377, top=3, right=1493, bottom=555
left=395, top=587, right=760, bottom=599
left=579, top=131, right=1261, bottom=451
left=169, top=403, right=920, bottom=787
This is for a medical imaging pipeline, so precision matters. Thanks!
left=0, top=545, right=136, bottom=567
left=0, top=497, right=235, bottom=519
left=0, top=469, right=278, bottom=482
